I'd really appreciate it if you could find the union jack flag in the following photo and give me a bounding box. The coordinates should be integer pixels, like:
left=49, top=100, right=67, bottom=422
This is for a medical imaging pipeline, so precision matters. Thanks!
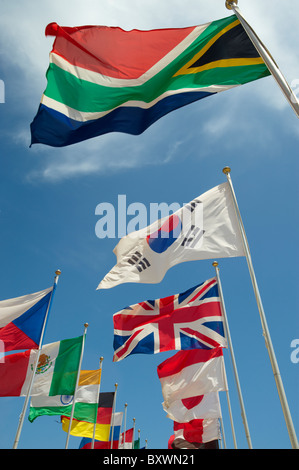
left=113, top=277, right=227, bottom=362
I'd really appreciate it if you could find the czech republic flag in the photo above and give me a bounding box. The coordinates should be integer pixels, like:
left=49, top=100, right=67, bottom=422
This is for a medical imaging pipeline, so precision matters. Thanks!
left=0, top=287, right=53, bottom=351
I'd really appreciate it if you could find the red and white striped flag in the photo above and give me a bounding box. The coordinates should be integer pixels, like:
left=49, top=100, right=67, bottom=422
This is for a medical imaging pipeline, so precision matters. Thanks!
left=173, top=418, right=220, bottom=445
left=157, top=348, right=228, bottom=407
left=118, top=427, right=133, bottom=449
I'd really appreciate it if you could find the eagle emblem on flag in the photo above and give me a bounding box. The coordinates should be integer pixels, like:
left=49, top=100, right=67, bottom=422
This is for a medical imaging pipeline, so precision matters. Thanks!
left=32, top=353, right=52, bottom=374
left=113, top=277, right=226, bottom=362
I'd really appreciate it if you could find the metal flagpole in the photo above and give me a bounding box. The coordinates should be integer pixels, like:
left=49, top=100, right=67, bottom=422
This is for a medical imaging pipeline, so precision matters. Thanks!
left=222, top=166, right=299, bottom=449
left=110, top=383, right=118, bottom=449
left=225, top=0, right=299, bottom=118
left=65, top=322, right=89, bottom=449
left=213, top=261, right=253, bottom=449
left=91, top=356, right=104, bottom=449
left=13, top=269, right=61, bottom=449
left=122, top=403, right=128, bottom=449
left=219, top=417, right=226, bottom=449
left=222, top=358, right=238, bottom=449
left=132, top=417, right=136, bottom=449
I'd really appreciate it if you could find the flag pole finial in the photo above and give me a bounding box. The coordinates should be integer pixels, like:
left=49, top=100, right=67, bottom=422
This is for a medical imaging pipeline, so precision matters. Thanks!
left=225, top=0, right=238, bottom=10
left=212, top=261, right=219, bottom=267
left=222, top=166, right=231, bottom=175
left=54, top=269, right=61, bottom=285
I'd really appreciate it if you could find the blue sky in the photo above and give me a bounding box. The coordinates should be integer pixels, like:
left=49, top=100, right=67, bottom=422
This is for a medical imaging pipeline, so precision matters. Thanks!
left=0, top=0, right=298, bottom=449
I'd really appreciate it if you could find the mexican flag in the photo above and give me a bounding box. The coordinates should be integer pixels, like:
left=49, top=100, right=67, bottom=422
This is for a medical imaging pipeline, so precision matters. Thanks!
left=29, top=369, right=101, bottom=423
left=0, top=336, right=83, bottom=397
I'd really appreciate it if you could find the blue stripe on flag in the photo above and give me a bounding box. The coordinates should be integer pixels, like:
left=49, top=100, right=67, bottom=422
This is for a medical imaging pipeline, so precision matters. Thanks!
left=179, top=332, right=212, bottom=350
left=201, top=284, right=219, bottom=300
left=178, top=282, right=204, bottom=304
left=113, top=334, right=131, bottom=350
left=202, top=321, right=225, bottom=337
left=30, top=90, right=215, bottom=147
left=114, top=332, right=155, bottom=356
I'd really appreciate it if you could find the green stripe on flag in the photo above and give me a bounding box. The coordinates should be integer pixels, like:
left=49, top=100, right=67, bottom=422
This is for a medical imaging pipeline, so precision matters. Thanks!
left=49, top=336, right=83, bottom=396
left=169, top=63, right=270, bottom=89
left=44, top=59, right=269, bottom=114
left=28, top=401, right=97, bottom=423
left=134, top=438, right=140, bottom=449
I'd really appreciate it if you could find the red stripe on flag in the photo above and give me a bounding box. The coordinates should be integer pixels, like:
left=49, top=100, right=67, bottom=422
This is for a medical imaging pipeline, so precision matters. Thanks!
left=97, top=407, right=113, bottom=425
left=0, top=350, right=31, bottom=396
left=157, top=347, right=223, bottom=378
left=113, top=329, right=141, bottom=362
left=0, top=322, right=38, bottom=352
left=113, top=298, right=221, bottom=331
left=45, top=23, right=197, bottom=78
left=174, top=419, right=205, bottom=443
left=181, top=327, right=222, bottom=348
left=138, top=301, right=155, bottom=311
left=188, top=278, right=217, bottom=303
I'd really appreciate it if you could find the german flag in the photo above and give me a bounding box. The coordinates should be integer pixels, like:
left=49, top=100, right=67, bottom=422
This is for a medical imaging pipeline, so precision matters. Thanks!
left=61, top=392, right=115, bottom=441
left=96, top=392, right=114, bottom=424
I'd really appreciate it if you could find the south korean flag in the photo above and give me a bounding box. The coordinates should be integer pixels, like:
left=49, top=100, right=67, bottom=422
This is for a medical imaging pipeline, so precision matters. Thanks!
left=97, top=182, right=245, bottom=289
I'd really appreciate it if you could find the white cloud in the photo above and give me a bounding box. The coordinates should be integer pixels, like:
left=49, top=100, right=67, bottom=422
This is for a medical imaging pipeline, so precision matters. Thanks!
left=26, top=122, right=182, bottom=182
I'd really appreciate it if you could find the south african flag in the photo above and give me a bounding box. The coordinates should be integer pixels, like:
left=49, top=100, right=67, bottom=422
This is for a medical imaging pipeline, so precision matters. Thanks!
left=30, top=14, right=270, bottom=147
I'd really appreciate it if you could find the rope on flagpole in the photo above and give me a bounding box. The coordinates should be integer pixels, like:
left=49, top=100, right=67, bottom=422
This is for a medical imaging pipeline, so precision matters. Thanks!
left=222, top=166, right=299, bottom=449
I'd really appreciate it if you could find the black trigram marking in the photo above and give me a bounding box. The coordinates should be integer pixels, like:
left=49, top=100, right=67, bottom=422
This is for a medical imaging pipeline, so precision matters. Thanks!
left=184, top=199, right=202, bottom=213
left=181, top=226, right=205, bottom=248
left=127, top=251, right=151, bottom=273
left=180, top=199, right=204, bottom=248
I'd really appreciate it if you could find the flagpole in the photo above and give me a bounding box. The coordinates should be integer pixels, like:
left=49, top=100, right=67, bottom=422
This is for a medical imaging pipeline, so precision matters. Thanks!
left=13, top=269, right=61, bottom=449
left=122, top=403, right=128, bottom=449
left=213, top=261, right=253, bottom=449
left=137, top=429, right=140, bottom=449
left=222, top=358, right=238, bottom=449
left=225, top=0, right=299, bottom=118
left=110, top=383, right=118, bottom=449
left=222, top=166, right=299, bottom=449
left=91, top=356, right=104, bottom=449
left=65, top=322, right=89, bottom=449
left=132, top=417, right=136, bottom=448
left=219, top=417, right=226, bottom=449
